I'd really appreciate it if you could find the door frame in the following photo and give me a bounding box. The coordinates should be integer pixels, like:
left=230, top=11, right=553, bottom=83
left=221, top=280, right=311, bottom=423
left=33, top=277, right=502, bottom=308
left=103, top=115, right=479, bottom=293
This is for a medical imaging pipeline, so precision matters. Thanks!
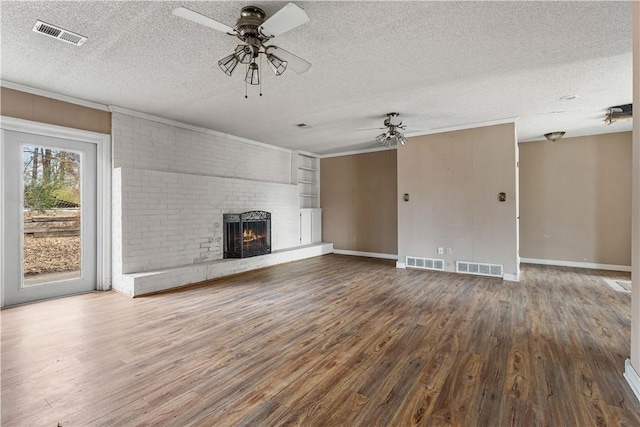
left=0, top=116, right=111, bottom=307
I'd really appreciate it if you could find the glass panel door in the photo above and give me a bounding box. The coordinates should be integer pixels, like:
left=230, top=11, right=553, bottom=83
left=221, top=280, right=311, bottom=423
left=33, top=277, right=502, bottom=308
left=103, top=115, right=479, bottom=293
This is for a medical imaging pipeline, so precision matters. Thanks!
left=2, top=130, right=96, bottom=306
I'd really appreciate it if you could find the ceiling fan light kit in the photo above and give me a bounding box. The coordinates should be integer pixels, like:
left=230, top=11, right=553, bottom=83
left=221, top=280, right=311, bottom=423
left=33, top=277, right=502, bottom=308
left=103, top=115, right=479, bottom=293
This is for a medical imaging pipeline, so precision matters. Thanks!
left=218, top=53, right=239, bottom=76
left=245, top=62, right=260, bottom=85
left=234, top=44, right=254, bottom=64
left=267, top=53, right=287, bottom=76
left=173, top=3, right=311, bottom=98
left=376, top=112, right=409, bottom=147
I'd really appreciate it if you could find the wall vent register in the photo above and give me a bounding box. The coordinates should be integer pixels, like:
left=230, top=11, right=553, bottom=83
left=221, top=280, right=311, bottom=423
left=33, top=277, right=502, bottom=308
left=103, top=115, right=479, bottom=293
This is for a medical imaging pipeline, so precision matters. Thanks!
left=406, top=256, right=444, bottom=271
left=456, top=261, right=503, bottom=278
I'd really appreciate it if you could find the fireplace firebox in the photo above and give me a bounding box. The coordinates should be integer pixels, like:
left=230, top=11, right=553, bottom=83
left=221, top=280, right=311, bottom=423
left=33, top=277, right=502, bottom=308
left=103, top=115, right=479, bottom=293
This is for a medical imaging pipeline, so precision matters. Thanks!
left=223, top=211, right=271, bottom=258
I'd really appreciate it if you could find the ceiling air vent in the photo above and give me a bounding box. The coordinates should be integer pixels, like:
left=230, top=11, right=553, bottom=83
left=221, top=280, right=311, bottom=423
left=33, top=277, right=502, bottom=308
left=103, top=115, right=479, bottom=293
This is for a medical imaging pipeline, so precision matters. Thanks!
left=32, top=20, right=87, bottom=46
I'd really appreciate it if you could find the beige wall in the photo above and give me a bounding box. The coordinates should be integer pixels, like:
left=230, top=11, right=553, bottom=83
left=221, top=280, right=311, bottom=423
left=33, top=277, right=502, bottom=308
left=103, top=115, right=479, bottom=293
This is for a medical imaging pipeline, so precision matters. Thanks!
left=321, top=150, right=398, bottom=254
left=520, top=132, right=631, bottom=266
left=0, top=87, right=111, bottom=134
left=631, top=0, right=640, bottom=374
left=398, top=123, right=519, bottom=276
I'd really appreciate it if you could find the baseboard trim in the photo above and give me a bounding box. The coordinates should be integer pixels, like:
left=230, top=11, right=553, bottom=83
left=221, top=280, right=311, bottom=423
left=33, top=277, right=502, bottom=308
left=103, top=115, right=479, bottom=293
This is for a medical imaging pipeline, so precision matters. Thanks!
left=396, top=262, right=406, bottom=269
left=333, top=249, right=398, bottom=260
left=603, top=278, right=632, bottom=293
left=624, top=359, right=640, bottom=403
left=503, top=273, right=520, bottom=282
left=520, top=258, right=631, bottom=272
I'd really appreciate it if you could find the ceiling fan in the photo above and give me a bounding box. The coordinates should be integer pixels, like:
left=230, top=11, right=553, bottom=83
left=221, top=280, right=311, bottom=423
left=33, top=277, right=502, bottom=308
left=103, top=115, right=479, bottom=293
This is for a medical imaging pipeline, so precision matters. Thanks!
left=376, top=113, right=408, bottom=147
left=172, top=3, right=311, bottom=96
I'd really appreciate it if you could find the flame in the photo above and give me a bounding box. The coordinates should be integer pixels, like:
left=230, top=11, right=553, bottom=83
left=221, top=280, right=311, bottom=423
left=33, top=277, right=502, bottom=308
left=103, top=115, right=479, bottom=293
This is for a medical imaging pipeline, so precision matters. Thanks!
left=243, top=228, right=264, bottom=242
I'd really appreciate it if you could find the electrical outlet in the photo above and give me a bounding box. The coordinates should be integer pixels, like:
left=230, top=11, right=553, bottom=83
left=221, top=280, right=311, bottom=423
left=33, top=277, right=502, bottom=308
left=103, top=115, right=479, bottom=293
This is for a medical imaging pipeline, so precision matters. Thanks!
left=446, top=248, right=452, bottom=255
left=437, top=247, right=444, bottom=255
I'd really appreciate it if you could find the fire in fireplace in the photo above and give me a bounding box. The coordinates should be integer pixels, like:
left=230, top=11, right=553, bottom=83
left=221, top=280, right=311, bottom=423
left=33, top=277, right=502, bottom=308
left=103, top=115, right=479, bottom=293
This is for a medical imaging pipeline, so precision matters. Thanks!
left=223, top=211, right=271, bottom=258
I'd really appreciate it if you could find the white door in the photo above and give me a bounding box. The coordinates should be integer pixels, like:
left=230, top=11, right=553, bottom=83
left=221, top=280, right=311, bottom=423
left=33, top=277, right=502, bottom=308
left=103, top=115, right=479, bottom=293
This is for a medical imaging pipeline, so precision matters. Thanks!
left=311, top=209, right=322, bottom=243
left=300, top=209, right=312, bottom=245
left=2, top=130, right=97, bottom=305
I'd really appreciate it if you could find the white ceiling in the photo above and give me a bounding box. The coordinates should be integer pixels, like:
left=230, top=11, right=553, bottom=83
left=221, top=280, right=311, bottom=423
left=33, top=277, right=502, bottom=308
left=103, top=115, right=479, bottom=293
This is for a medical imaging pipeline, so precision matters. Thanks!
left=1, top=1, right=633, bottom=155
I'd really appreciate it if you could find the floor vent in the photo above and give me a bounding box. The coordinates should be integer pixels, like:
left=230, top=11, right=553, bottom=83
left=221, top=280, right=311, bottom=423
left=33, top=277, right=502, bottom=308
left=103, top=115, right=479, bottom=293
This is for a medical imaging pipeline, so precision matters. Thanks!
left=456, top=261, right=503, bottom=278
left=32, top=20, right=87, bottom=46
left=406, top=256, right=444, bottom=271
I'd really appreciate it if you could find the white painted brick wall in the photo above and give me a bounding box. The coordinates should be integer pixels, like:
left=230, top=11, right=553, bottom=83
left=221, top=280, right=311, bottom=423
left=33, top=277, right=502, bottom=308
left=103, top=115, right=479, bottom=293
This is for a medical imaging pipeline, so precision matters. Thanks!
left=112, top=113, right=291, bottom=184
left=115, top=167, right=299, bottom=273
left=111, top=112, right=304, bottom=280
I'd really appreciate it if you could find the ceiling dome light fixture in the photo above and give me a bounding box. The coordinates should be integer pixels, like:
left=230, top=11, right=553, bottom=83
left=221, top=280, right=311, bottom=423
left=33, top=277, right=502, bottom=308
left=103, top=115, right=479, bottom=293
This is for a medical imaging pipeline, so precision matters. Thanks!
left=544, top=131, right=566, bottom=142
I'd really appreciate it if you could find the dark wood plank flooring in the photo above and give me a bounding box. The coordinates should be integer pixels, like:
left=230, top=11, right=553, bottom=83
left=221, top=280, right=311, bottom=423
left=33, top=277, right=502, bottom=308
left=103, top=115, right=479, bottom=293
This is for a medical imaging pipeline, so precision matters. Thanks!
left=2, top=254, right=639, bottom=426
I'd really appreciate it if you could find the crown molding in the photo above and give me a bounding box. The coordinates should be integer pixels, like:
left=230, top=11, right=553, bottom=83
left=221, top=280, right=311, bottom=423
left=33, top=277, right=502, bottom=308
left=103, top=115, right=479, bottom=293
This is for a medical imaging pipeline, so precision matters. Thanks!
left=109, top=105, right=292, bottom=154
left=405, top=116, right=519, bottom=139
left=295, top=149, right=321, bottom=157
left=319, top=145, right=396, bottom=159
left=319, top=117, right=519, bottom=159
left=0, top=80, right=110, bottom=112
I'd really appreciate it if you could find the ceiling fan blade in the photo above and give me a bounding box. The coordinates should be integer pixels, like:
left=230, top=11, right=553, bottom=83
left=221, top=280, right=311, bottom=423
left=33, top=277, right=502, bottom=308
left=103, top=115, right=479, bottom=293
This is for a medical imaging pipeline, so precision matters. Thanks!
left=172, top=7, right=236, bottom=35
left=268, top=46, right=311, bottom=74
left=260, top=3, right=310, bottom=38
left=356, top=127, right=386, bottom=132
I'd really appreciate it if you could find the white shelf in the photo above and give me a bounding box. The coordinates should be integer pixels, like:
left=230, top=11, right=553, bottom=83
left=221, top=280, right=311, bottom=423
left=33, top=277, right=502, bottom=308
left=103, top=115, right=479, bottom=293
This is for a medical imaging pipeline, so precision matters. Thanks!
left=293, top=152, right=319, bottom=209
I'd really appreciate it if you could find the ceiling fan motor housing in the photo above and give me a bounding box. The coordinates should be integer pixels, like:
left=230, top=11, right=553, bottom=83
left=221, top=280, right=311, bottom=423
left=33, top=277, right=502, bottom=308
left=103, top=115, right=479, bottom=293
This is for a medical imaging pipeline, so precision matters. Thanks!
left=386, top=112, right=402, bottom=126
left=235, top=6, right=267, bottom=42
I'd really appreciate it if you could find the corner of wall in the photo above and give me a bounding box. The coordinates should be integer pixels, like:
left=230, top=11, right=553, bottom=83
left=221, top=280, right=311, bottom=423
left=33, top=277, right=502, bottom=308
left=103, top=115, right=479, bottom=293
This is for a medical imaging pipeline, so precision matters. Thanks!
left=111, top=167, right=124, bottom=291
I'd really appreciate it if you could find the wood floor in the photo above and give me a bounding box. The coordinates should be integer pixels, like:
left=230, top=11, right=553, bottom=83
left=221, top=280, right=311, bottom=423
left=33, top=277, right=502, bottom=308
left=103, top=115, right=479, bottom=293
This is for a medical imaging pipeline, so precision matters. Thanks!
left=2, top=254, right=639, bottom=426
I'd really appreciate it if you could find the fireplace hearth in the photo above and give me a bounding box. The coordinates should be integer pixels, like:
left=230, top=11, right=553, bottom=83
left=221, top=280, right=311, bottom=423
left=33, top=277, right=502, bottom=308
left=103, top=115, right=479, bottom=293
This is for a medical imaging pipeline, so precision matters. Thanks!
left=223, top=211, right=271, bottom=258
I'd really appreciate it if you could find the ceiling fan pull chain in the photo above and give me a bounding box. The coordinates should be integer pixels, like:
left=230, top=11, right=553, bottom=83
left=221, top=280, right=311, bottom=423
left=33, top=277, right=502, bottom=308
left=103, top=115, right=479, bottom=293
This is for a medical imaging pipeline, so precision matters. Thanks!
left=245, top=63, right=249, bottom=99
left=259, top=55, right=263, bottom=97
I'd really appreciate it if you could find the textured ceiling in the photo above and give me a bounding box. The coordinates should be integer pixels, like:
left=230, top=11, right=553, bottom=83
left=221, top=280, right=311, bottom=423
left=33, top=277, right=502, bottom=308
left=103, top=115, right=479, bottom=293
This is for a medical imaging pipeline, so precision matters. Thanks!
left=1, top=1, right=633, bottom=154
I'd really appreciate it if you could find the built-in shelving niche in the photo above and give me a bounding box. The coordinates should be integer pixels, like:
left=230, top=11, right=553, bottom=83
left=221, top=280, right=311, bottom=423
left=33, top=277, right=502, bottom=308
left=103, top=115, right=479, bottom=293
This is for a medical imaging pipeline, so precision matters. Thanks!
left=292, top=152, right=319, bottom=209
